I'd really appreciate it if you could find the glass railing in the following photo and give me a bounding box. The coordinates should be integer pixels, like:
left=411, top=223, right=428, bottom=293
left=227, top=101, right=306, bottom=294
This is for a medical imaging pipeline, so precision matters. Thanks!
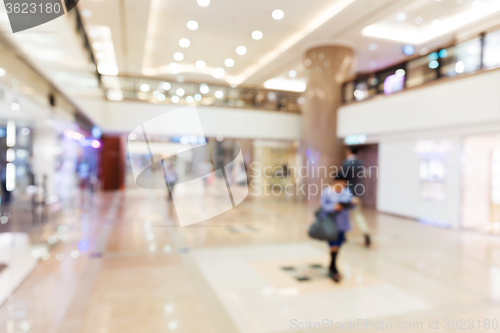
left=102, top=75, right=304, bottom=113
left=342, top=28, right=500, bottom=104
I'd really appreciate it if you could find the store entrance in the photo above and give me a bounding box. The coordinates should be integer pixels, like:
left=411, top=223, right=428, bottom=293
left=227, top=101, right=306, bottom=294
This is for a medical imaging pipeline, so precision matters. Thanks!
left=462, top=134, right=500, bottom=234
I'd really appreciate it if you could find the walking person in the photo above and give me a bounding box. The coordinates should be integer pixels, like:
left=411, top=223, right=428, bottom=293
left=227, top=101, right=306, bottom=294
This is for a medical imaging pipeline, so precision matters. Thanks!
left=341, top=147, right=371, bottom=247
left=320, top=174, right=358, bottom=282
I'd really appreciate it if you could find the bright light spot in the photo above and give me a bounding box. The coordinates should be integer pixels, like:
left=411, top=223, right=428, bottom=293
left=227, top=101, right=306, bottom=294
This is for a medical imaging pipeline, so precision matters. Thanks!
left=272, top=9, right=284, bottom=20
left=297, top=97, right=305, bottom=105
left=153, top=90, right=160, bottom=97
left=415, top=16, right=423, bottom=24
left=128, top=133, right=137, bottom=141
left=468, top=46, right=478, bottom=54
left=158, top=94, right=166, bottom=101
left=164, top=304, right=174, bottom=314
left=186, top=96, right=194, bottom=103
left=6, top=149, right=15, bottom=162
left=213, top=67, right=224, bottom=79
left=6, top=163, right=15, bottom=191
left=288, top=70, right=297, bottom=78
left=354, top=89, right=366, bottom=100
left=81, top=9, right=92, bottom=17
left=431, top=19, right=441, bottom=26
left=187, top=20, right=199, bottom=30
left=70, top=250, right=80, bottom=258
left=428, top=60, right=439, bottom=69
left=169, top=63, right=180, bottom=74
left=293, top=140, right=300, bottom=148
left=216, top=135, right=224, bottom=142
left=194, top=94, right=202, bottom=101
left=236, top=46, right=247, bottom=55
left=149, top=244, right=157, bottom=252
left=47, top=235, right=57, bottom=244
left=161, top=82, right=171, bottom=90
left=197, top=0, right=210, bottom=6
left=171, top=96, right=180, bottom=103
left=396, top=12, right=407, bottom=21
left=91, top=140, right=101, bottom=149
left=224, top=58, right=235, bottom=67
left=140, top=84, right=150, bottom=92
left=176, top=88, right=185, bottom=96
left=168, top=321, right=178, bottom=330
left=395, top=69, right=406, bottom=77
left=195, top=60, right=206, bottom=69
left=0, top=68, right=5, bottom=76
left=179, top=38, right=190, bottom=48
left=200, top=84, right=209, bottom=94
left=215, top=90, right=224, bottom=98
left=11, top=102, right=20, bottom=111
left=472, top=0, right=483, bottom=8
left=21, top=127, right=30, bottom=135
left=264, top=78, right=306, bottom=92
left=251, top=30, right=263, bottom=40
left=92, top=42, right=102, bottom=50
left=402, top=45, right=415, bottom=56
left=173, top=52, right=184, bottom=61
left=369, top=43, right=378, bottom=51
left=20, top=322, right=30, bottom=332
left=456, top=61, right=465, bottom=73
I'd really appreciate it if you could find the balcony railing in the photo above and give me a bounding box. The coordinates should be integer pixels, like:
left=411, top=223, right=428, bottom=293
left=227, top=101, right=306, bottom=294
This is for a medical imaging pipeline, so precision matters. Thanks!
left=102, top=75, right=304, bottom=113
left=342, top=27, right=500, bottom=104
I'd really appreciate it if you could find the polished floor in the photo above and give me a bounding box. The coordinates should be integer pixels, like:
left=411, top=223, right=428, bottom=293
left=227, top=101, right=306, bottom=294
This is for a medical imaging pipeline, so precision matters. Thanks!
left=1, top=188, right=500, bottom=333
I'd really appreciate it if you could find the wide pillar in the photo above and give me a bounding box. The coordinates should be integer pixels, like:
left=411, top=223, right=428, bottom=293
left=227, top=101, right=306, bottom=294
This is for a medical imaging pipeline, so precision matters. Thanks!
left=301, top=45, right=354, bottom=201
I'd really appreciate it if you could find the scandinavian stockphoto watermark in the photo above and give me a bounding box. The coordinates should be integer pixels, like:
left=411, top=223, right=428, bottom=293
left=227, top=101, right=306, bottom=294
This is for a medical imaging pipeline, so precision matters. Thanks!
left=248, top=161, right=378, bottom=199
left=3, top=0, right=79, bottom=33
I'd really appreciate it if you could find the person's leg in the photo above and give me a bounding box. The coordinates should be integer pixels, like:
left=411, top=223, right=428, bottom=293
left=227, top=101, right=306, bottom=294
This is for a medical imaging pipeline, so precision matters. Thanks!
left=351, top=202, right=371, bottom=247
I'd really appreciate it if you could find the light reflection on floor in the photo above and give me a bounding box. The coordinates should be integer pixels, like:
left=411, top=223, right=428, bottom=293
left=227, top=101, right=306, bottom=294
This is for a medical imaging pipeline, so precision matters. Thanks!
left=0, top=188, right=499, bottom=333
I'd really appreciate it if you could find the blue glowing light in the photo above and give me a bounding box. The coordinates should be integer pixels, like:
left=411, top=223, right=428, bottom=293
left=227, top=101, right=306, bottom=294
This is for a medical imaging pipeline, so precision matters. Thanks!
left=428, top=60, right=439, bottom=69
left=402, top=45, right=415, bottom=56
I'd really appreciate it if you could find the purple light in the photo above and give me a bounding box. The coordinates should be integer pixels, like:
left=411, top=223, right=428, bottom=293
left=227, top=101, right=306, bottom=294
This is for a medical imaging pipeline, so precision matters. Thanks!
left=384, top=74, right=405, bottom=95
left=91, top=140, right=101, bottom=149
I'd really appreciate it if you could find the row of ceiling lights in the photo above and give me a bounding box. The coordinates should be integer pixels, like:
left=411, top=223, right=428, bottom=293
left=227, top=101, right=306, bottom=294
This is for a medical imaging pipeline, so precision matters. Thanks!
left=169, top=1, right=285, bottom=80
left=139, top=81, right=225, bottom=104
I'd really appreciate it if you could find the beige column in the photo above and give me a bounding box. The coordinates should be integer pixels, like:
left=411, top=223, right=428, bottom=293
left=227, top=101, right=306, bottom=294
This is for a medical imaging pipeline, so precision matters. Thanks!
left=301, top=45, right=354, bottom=201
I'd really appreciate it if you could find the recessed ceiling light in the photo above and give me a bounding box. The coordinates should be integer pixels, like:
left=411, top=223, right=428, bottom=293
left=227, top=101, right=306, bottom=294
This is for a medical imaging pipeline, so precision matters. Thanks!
left=161, top=82, right=171, bottom=90
left=415, top=16, right=423, bottom=24
left=197, top=0, right=210, bottom=7
left=171, top=96, right=180, bottom=103
left=396, top=13, right=407, bottom=21
left=173, top=52, right=184, bottom=61
left=213, top=68, right=224, bottom=79
left=176, top=88, right=185, bottom=96
left=196, top=60, right=206, bottom=69
left=194, top=94, right=202, bottom=101
left=236, top=46, right=247, bottom=55
left=272, top=9, right=284, bottom=20
left=215, top=90, right=224, bottom=99
left=179, top=38, right=190, bottom=48
left=186, top=96, right=194, bottom=103
left=224, top=58, right=235, bottom=67
left=369, top=43, right=378, bottom=51
left=158, top=94, right=166, bottom=101
left=187, top=20, right=199, bottom=30
left=251, top=30, right=263, bottom=40
left=395, top=69, right=406, bottom=77
left=288, top=70, right=297, bottom=78
left=81, top=9, right=92, bottom=18
left=140, top=84, right=150, bottom=92
left=0, top=68, right=6, bottom=76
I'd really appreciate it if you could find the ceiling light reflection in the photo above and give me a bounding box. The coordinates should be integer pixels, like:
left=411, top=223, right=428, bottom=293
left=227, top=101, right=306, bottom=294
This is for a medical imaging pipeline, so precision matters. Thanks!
left=236, top=46, right=247, bottom=55
left=272, top=9, right=284, bottom=20
left=179, top=38, right=190, bottom=48
left=187, top=20, right=199, bottom=30
left=173, top=52, right=184, bottom=61
left=252, top=30, right=263, bottom=40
